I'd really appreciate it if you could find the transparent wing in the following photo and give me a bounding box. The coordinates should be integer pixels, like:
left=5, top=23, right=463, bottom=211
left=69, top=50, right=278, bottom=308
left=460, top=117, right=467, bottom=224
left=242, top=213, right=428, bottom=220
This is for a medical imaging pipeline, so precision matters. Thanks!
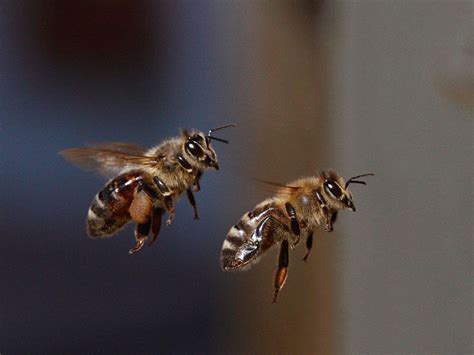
left=90, top=142, right=148, bottom=155
left=60, top=144, right=162, bottom=177
left=253, top=178, right=299, bottom=196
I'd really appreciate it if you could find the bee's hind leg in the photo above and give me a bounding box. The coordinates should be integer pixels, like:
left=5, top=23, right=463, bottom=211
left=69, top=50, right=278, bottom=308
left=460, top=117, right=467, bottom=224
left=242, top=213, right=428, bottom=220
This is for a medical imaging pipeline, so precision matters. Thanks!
left=153, top=176, right=175, bottom=226
left=273, top=239, right=289, bottom=303
left=129, top=221, right=151, bottom=254
left=285, top=202, right=301, bottom=249
left=128, top=187, right=154, bottom=254
left=148, top=206, right=165, bottom=246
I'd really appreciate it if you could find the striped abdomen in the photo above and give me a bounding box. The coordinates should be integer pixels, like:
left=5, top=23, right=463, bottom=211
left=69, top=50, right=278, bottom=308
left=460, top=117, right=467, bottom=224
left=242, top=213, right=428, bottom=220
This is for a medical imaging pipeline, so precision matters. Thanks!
left=87, top=171, right=144, bottom=237
left=221, top=200, right=289, bottom=270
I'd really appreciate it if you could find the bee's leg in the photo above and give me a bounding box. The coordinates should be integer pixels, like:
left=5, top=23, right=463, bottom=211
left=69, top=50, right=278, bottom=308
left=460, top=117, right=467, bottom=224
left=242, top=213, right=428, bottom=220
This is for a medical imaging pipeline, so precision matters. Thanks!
left=186, top=189, right=199, bottom=220
left=164, top=196, right=175, bottom=226
left=285, top=202, right=301, bottom=248
left=129, top=220, right=151, bottom=254
left=302, top=231, right=313, bottom=262
left=315, top=189, right=334, bottom=232
left=323, top=208, right=335, bottom=232
left=273, top=239, right=289, bottom=303
left=192, top=171, right=202, bottom=192
left=135, top=179, right=167, bottom=247
left=128, top=189, right=154, bottom=254
left=137, top=180, right=160, bottom=204
left=153, top=176, right=175, bottom=226
left=133, top=181, right=165, bottom=248
left=148, top=206, right=165, bottom=246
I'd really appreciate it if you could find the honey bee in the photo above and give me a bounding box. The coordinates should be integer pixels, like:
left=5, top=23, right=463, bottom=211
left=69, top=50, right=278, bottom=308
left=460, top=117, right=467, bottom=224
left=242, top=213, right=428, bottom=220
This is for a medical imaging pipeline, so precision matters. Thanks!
left=61, top=124, right=235, bottom=254
left=220, top=170, right=373, bottom=303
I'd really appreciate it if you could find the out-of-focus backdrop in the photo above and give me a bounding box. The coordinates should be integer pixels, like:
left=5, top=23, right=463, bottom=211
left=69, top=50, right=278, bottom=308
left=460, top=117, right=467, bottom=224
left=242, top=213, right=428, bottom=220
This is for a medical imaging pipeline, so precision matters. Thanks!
left=1, top=1, right=472, bottom=354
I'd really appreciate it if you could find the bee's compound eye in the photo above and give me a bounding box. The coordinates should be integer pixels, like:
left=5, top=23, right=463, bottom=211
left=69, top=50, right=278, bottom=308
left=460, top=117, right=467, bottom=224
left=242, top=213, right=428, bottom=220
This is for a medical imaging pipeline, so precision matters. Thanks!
left=192, top=134, right=205, bottom=144
left=185, top=140, right=204, bottom=158
left=324, top=180, right=342, bottom=199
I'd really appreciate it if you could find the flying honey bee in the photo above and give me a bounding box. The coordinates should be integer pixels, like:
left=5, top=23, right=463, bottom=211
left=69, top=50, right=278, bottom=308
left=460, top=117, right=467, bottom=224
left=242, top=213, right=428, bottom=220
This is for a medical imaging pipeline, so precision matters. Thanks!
left=61, top=124, right=235, bottom=254
left=220, top=170, right=373, bottom=303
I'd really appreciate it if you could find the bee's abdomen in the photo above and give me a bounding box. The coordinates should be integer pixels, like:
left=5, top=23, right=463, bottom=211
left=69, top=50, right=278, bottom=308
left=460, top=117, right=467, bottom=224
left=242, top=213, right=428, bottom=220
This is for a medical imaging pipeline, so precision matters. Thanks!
left=87, top=172, right=143, bottom=237
left=220, top=218, right=254, bottom=264
left=221, top=201, right=282, bottom=270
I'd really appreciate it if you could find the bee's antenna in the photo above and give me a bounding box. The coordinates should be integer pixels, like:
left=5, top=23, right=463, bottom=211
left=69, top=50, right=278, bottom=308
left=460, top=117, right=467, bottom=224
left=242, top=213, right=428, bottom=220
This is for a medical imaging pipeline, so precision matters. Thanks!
left=345, top=173, right=374, bottom=189
left=207, top=123, right=236, bottom=144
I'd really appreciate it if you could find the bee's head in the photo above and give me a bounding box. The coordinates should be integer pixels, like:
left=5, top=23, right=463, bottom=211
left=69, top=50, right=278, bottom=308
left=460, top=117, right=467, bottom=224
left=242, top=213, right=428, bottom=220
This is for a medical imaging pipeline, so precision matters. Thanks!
left=181, top=124, right=235, bottom=170
left=317, top=170, right=374, bottom=212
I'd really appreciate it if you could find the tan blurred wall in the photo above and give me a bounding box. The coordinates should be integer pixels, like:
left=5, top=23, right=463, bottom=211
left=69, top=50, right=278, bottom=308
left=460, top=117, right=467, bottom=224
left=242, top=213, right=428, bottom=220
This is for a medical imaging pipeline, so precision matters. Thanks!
left=216, top=1, right=472, bottom=354
left=330, top=2, right=473, bottom=354
left=217, top=2, right=338, bottom=354
left=252, top=2, right=335, bottom=354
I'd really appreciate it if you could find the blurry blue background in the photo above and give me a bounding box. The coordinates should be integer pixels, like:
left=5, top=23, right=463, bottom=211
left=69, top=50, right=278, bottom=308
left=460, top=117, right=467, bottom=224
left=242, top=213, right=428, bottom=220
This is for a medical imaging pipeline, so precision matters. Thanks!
left=1, top=1, right=472, bottom=354
left=1, top=1, right=249, bottom=353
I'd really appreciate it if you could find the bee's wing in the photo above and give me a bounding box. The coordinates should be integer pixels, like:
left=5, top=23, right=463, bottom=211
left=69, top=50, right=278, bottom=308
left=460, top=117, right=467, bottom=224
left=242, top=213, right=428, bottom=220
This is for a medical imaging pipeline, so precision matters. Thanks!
left=60, top=145, right=162, bottom=178
left=253, top=178, right=299, bottom=196
left=221, top=199, right=290, bottom=271
left=90, top=142, right=148, bottom=155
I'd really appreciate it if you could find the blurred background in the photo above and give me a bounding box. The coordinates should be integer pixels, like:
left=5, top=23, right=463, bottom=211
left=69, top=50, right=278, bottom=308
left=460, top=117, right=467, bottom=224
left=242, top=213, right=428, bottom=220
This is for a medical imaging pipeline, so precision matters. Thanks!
left=0, top=1, right=472, bottom=354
